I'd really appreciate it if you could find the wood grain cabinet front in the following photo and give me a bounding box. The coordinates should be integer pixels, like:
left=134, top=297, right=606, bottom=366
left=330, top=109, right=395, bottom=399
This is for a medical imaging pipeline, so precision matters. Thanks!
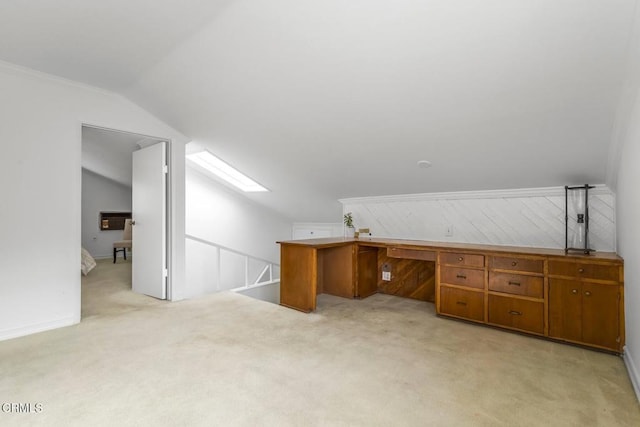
left=439, top=286, right=484, bottom=322
left=278, top=238, right=624, bottom=353
left=488, top=294, right=544, bottom=334
left=548, top=260, right=620, bottom=282
left=548, top=279, right=621, bottom=351
left=440, top=267, right=485, bottom=289
left=489, top=273, right=543, bottom=298
left=490, top=256, right=544, bottom=274
left=440, top=252, right=485, bottom=268
left=437, top=251, right=487, bottom=322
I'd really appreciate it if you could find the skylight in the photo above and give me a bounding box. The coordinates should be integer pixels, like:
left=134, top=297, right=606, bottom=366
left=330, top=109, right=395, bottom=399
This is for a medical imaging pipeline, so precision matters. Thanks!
left=186, top=150, right=269, bottom=192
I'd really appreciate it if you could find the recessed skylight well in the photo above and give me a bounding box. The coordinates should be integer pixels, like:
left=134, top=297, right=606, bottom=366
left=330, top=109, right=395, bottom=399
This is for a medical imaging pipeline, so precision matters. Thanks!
left=186, top=150, right=269, bottom=192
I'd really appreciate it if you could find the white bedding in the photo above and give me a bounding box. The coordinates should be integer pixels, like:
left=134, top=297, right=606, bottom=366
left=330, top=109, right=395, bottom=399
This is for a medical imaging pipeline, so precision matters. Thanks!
left=81, top=247, right=97, bottom=276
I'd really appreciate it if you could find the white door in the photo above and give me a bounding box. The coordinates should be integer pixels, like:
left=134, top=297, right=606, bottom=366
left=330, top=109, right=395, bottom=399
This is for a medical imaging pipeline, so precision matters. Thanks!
left=132, top=142, right=167, bottom=299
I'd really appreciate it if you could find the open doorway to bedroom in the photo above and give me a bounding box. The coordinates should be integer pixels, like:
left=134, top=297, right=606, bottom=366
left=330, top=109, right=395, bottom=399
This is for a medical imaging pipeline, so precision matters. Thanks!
left=80, top=125, right=169, bottom=319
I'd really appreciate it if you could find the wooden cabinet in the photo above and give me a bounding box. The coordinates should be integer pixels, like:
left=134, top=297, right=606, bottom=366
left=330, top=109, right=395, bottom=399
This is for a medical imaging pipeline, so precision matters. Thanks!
left=486, top=254, right=546, bottom=335
left=438, top=251, right=486, bottom=323
left=440, top=252, right=485, bottom=268
left=548, top=258, right=623, bottom=352
left=439, top=286, right=484, bottom=322
left=357, top=246, right=378, bottom=298
left=488, top=294, right=544, bottom=334
left=490, top=256, right=544, bottom=274
left=279, top=237, right=624, bottom=353
left=549, top=279, right=622, bottom=352
left=440, top=267, right=485, bottom=289
left=548, top=260, right=619, bottom=282
left=489, top=272, right=543, bottom=298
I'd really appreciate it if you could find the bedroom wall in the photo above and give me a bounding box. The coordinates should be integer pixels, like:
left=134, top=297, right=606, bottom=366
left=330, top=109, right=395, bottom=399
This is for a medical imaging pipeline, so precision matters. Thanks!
left=0, top=61, right=188, bottom=341
left=185, top=166, right=292, bottom=299
left=81, top=169, right=132, bottom=259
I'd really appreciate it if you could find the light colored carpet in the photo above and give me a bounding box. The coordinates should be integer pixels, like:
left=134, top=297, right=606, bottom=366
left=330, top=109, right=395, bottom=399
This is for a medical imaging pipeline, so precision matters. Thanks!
left=1, top=260, right=639, bottom=426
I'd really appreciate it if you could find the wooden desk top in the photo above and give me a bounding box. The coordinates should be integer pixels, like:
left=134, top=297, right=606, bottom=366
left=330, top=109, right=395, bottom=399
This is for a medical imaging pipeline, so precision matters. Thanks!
left=277, top=237, right=623, bottom=262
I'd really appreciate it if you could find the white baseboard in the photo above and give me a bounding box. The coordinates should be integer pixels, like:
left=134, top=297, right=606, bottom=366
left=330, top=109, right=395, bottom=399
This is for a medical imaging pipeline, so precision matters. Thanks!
left=0, top=316, right=78, bottom=341
left=624, top=346, right=640, bottom=402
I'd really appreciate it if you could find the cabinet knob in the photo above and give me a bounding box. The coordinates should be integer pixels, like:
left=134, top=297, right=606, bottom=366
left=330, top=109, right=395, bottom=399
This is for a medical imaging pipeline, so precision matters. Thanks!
left=571, top=289, right=578, bottom=294
left=511, top=261, right=518, bottom=266
left=458, top=257, right=464, bottom=262
left=578, top=268, right=585, bottom=273
left=584, top=291, right=592, bottom=297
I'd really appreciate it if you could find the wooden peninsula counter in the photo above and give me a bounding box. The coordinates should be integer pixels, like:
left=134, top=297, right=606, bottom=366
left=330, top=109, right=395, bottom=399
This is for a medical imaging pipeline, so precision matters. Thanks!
left=278, top=237, right=625, bottom=353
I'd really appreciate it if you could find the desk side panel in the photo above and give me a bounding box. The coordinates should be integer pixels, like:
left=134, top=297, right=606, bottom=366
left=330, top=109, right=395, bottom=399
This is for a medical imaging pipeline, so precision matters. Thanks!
left=320, top=245, right=355, bottom=298
left=280, top=245, right=317, bottom=312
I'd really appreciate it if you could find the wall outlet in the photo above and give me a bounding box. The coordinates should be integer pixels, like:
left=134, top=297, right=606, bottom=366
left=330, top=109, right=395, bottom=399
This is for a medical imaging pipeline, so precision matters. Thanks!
left=445, top=225, right=454, bottom=237
left=382, top=271, right=391, bottom=281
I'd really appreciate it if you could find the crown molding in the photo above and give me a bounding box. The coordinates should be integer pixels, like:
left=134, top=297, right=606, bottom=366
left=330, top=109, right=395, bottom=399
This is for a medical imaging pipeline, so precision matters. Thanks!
left=339, top=185, right=613, bottom=205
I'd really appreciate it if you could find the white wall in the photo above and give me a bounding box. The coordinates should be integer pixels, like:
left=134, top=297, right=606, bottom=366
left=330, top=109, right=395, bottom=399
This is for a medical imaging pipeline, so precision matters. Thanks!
left=0, top=62, right=188, bottom=340
left=292, top=222, right=343, bottom=239
left=616, top=129, right=640, bottom=400
left=342, top=186, right=616, bottom=251
left=610, top=2, right=640, bottom=401
left=81, top=169, right=132, bottom=259
left=185, top=166, right=292, bottom=299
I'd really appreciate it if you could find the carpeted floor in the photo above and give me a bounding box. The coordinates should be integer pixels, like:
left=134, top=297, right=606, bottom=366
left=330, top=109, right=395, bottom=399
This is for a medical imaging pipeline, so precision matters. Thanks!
left=1, top=259, right=639, bottom=426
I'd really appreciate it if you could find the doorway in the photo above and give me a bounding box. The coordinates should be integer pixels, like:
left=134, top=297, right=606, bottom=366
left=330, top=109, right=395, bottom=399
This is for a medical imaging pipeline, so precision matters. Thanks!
left=80, top=125, right=171, bottom=317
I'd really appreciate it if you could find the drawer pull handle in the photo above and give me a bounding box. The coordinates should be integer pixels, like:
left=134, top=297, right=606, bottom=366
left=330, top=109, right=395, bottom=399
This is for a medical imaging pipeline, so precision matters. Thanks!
left=584, top=291, right=592, bottom=297
left=578, top=268, right=585, bottom=273
left=456, top=274, right=467, bottom=279
left=458, top=257, right=464, bottom=262
left=456, top=301, right=467, bottom=306
left=509, top=310, right=522, bottom=316
left=511, top=261, right=518, bottom=266
left=508, top=281, right=521, bottom=286
left=571, top=289, right=579, bottom=294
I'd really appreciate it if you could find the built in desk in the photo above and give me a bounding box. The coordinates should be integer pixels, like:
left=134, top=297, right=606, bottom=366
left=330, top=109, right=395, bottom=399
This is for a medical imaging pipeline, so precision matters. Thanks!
left=277, top=237, right=625, bottom=353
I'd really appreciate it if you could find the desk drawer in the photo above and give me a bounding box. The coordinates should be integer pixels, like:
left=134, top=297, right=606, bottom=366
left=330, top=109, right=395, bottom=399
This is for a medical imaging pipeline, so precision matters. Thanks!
left=440, top=252, right=485, bottom=268
left=488, top=294, right=544, bottom=334
left=440, top=267, right=485, bottom=289
left=440, top=286, right=484, bottom=322
left=489, top=272, right=543, bottom=298
left=548, top=260, right=620, bottom=282
left=387, top=247, right=436, bottom=261
left=490, top=256, right=544, bottom=274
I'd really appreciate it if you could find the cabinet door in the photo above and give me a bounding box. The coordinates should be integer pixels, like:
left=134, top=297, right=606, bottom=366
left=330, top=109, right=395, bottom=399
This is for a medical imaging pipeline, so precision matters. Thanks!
left=357, top=248, right=378, bottom=298
left=581, top=283, right=620, bottom=350
left=548, top=279, right=582, bottom=342
left=439, top=286, right=484, bottom=322
left=280, top=245, right=317, bottom=312
left=320, top=245, right=355, bottom=298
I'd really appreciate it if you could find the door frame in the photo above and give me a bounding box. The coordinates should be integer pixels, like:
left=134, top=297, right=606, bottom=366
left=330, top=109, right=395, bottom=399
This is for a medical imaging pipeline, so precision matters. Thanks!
left=80, top=123, right=174, bottom=306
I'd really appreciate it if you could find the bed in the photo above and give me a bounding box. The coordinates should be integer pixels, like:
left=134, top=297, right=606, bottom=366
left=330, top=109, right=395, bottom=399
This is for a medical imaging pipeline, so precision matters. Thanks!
left=81, top=247, right=97, bottom=275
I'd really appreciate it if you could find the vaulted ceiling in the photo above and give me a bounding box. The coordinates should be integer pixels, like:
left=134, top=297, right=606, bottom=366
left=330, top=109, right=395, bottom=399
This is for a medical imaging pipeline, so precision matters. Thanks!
left=1, top=1, right=637, bottom=221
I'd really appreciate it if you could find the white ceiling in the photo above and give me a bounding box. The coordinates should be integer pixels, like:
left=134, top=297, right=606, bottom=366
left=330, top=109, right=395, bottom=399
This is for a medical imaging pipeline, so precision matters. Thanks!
left=2, top=0, right=637, bottom=221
